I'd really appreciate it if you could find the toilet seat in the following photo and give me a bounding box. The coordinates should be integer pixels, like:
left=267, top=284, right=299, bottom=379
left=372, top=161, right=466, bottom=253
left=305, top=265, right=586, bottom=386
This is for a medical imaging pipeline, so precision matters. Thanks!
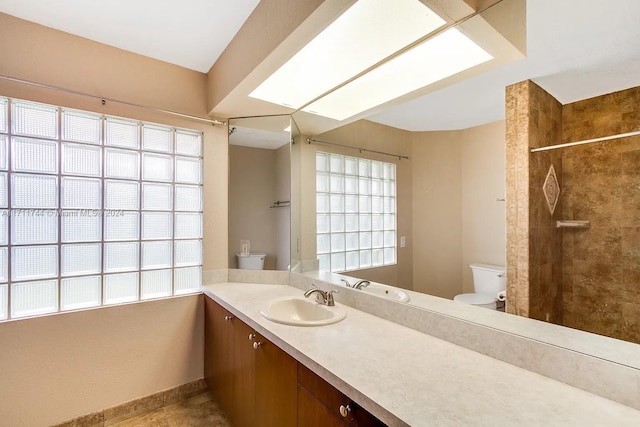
left=454, top=293, right=496, bottom=306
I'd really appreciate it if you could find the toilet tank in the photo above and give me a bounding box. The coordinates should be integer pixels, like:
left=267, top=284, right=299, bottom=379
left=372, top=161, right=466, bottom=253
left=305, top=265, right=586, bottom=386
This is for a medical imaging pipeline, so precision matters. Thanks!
left=470, top=263, right=505, bottom=295
left=237, top=253, right=266, bottom=270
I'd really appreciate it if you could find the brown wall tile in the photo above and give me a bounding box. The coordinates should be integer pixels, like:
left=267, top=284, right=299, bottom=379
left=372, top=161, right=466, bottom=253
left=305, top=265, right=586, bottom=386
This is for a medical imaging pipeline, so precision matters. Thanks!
left=561, top=86, right=640, bottom=344
left=506, top=80, right=563, bottom=323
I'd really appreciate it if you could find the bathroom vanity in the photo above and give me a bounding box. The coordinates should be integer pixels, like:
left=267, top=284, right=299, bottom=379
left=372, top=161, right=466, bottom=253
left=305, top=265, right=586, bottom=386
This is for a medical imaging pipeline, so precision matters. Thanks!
left=202, top=281, right=640, bottom=427
left=204, top=294, right=384, bottom=426
left=204, top=296, right=298, bottom=426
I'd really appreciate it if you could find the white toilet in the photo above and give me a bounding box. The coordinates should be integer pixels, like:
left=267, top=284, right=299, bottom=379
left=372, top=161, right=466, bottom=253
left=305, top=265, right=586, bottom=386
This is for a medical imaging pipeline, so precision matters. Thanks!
left=236, top=253, right=266, bottom=270
left=454, top=263, right=506, bottom=309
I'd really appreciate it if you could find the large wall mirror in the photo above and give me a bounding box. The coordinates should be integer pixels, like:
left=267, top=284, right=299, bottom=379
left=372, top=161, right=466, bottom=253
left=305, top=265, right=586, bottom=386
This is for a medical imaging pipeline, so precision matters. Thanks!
left=226, top=0, right=640, bottom=368
left=283, top=3, right=640, bottom=360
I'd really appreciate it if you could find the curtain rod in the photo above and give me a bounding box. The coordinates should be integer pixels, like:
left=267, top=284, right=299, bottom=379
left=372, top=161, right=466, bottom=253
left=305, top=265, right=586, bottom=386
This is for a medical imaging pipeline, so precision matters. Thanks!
left=530, top=130, right=640, bottom=153
left=0, top=74, right=227, bottom=126
left=306, top=138, right=410, bottom=160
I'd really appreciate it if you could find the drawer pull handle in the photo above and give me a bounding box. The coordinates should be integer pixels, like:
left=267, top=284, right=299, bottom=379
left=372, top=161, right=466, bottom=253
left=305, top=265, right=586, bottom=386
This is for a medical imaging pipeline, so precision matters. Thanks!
left=253, top=341, right=263, bottom=350
left=248, top=333, right=256, bottom=341
left=224, top=315, right=234, bottom=321
left=339, top=404, right=351, bottom=418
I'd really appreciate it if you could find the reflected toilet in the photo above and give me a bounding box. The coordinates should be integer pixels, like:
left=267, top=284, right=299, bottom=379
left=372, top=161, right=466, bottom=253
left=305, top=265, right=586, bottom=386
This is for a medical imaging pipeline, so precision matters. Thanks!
left=236, top=253, right=266, bottom=270
left=454, top=263, right=505, bottom=309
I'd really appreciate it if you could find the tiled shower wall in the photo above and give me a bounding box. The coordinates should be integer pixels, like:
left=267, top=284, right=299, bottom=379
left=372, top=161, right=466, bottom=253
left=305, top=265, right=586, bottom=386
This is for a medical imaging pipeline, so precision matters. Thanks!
left=505, top=80, right=563, bottom=323
left=561, top=87, right=640, bottom=344
left=507, top=82, right=640, bottom=343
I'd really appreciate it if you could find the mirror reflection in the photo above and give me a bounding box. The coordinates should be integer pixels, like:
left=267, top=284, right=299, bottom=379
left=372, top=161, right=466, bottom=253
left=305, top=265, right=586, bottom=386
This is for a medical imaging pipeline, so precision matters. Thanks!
left=228, top=115, right=291, bottom=271
left=285, top=3, right=640, bottom=347
left=294, top=93, right=640, bottom=346
left=294, top=115, right=505, bottom=302
left=225, top=1, right=640, bottom=349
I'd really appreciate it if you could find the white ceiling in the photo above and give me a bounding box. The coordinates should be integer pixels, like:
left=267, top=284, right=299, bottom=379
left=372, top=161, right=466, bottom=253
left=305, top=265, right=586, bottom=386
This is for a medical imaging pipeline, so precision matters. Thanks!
left=2, top=0, right=639, bottom=131
left=0, top=0, right=260, bottom=73
left=229, top=126, right=290, bottom=150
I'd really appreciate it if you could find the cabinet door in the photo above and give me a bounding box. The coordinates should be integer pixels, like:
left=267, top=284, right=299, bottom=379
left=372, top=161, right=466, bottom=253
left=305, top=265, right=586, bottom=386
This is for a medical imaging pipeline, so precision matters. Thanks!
left=233, top=319, right=256, bottom=427
left=254, top=333, right=297, bottom=427
left=204, top=297, right=235, bottom=418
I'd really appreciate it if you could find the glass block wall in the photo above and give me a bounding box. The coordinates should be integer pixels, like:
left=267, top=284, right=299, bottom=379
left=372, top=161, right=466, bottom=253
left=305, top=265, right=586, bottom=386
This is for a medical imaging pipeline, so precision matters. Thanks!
left=316, top=152, right=396, bottom=273
left=0, top=97, right=203, bottom=320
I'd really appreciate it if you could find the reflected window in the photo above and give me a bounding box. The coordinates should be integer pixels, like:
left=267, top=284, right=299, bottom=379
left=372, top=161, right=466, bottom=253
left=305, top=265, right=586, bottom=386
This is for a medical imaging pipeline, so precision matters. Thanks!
left=316, top=152, right=396, bottom=272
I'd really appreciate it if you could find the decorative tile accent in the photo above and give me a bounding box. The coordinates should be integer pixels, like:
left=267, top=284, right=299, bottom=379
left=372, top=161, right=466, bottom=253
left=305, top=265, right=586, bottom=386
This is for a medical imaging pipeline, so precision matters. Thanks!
left=543, top=164, right=560, bottom=215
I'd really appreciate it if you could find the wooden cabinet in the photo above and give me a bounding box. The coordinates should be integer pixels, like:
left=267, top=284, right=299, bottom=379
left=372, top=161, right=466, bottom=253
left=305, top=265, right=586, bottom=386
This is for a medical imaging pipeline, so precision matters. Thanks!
left=205, top=296, right=385, bottom=427
left=204, top=296, right=235, bottom=415
left=204, top=297, right=296, bottom=427
left=297, top=363, right=386, bottom=427
left=233, top=319, right=256, bottom=427
left=254, top=333, right=298, bottom=427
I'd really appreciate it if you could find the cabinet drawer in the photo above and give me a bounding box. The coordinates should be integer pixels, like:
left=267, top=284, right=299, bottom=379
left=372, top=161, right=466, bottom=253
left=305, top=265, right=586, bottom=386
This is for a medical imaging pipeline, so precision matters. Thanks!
left=298, top=384, right=346, bottom=427
left=297, top=363, right=386, bottom=426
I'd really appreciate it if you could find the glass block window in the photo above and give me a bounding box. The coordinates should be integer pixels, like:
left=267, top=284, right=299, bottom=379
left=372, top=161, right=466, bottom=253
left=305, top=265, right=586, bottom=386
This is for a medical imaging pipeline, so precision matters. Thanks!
left=0, top=97, right=203, bottom=321
left=316, top=152, right=396, bottom=273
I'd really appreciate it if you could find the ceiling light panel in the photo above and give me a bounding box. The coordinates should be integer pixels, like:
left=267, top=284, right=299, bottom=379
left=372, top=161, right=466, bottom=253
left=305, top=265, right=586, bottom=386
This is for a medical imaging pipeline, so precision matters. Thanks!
left=249, top=0, right=445, bottom=109
left=302, top=28, right=493, bottom=121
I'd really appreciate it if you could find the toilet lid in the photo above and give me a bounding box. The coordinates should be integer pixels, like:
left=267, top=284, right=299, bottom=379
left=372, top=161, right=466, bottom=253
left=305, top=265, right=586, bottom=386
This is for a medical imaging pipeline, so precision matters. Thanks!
left=454, top=293, right=495, bottom=305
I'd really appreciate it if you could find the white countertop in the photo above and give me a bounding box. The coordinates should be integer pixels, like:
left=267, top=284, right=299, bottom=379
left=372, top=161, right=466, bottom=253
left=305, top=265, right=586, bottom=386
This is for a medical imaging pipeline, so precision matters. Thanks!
left=203, top=282, right=640, bottom=427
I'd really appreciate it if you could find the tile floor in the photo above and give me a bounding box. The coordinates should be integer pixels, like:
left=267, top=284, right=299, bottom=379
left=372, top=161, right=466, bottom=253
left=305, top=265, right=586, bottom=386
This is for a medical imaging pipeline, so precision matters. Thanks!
left=109, top=391, right=230, bottom=427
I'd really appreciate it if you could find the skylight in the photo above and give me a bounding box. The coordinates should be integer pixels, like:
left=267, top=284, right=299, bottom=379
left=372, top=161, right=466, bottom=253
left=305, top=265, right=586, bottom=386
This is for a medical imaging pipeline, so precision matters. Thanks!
left=249, top=0, right=445, bottom=109
left=302, top=28, right=493, bottom=121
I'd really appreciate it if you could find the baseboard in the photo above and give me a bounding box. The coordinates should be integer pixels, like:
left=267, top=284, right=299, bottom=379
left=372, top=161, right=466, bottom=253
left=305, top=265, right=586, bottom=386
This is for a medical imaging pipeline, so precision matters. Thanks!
left=52, top=378, right=207, bottom=427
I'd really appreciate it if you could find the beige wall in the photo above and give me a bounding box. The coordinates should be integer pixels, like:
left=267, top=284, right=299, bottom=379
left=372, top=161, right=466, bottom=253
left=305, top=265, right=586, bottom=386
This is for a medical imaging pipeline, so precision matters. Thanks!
left=411, top=131, right=463, bottom=298
left=0, top=295, right=204, bottom=426
left=412, top=121, right=506, bottom=298
left=229, top=145, right=290, bottom=270
left=0, top=13, right=208, bottom=118
left=275, top=144, right=292, bottom=270
left=0, top=13, right=229, bottom=425
left=460, top=121, right=507, bottom=292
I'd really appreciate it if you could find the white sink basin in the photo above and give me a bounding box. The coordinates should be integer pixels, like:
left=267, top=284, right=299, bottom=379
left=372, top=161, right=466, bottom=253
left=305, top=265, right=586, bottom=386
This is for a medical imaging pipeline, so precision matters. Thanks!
left=361, top=284, right=410, bottom=302
left=259, top=297, right=347, bottom=326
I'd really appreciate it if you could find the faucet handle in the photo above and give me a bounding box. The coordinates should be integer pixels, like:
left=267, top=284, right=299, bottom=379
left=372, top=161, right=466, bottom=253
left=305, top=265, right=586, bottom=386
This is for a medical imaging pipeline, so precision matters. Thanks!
left=340, top=278, right=352, bottom=287
left=326, top=290, right=339, bottom=306
left=354, top=280, right=371, bottom=289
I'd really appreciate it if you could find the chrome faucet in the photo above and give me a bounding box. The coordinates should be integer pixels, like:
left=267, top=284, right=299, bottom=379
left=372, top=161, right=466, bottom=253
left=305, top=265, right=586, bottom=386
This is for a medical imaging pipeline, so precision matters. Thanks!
left=339, top=278, right=371, bottom=290
left=353, top=280, right=371, bottom=290
left=304, top=284, right=337, bottom=306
